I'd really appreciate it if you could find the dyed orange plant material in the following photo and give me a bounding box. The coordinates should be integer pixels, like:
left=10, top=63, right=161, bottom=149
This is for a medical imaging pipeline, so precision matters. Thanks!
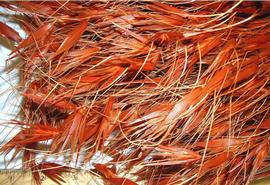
left=0, top=1, right=270, bottom=185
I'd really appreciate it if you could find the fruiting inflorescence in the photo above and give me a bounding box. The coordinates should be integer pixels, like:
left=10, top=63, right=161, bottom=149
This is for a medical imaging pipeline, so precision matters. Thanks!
left=0, top=1, right=269, bottom=184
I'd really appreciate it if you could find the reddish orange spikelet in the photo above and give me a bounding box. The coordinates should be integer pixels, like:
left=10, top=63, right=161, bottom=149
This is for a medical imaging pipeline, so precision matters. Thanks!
left=0, top=123, right=59, bottom=161
left=145, top=145, right=201, bottom=166
left=16, top=23, right=53, bottom=51
left=22, top=91, right=76, bottom=111
left=199, top=152, right=234, bottom=176
left=0, top=21, right=21, bottom=42
left=148, top=31, right=184, bottom=46
left=53, top=21, right=88, bottom=57
left=94, top=163, right=138, bottom=185
left=52, top=107, right=86, bottom=153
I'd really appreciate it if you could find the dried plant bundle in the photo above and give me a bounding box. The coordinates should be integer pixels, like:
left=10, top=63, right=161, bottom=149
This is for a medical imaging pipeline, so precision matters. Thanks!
left=0, top=1, right=270, bottom=185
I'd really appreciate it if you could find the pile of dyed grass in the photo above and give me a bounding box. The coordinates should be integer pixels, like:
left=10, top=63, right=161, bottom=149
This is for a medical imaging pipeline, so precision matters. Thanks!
left=0, top=1, right=270, bottom=185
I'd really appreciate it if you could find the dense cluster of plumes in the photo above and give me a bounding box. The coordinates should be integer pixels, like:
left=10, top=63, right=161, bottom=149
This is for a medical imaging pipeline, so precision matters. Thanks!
left=0, top=1, right=270, bottom=185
